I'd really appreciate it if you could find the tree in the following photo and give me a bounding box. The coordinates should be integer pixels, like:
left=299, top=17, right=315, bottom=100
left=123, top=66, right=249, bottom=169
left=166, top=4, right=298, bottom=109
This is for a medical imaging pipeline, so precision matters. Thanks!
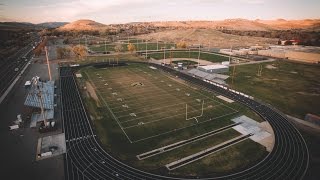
left=72, top=45, right=87, bottom=59
left=56, top=47, right=71, bottom=59
left=33, top=37, right=48, bottom=57
left=114, top=43, right=123, bottom=53
left=114, top=43, right=123, bottom=62
left=176, top=41, right=187, bottom=49
left=127, top=43, right=136, bottom=54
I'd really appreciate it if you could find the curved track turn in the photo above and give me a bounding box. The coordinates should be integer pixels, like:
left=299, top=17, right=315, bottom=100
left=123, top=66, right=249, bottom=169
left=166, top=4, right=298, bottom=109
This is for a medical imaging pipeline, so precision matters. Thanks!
left=60, top=62, right=309, bottom=180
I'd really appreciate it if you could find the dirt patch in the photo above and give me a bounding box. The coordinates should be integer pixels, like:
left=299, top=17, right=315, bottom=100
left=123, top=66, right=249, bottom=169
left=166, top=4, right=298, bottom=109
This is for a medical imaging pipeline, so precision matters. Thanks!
left=261, top=78, right=282, bottom=82
left=86, top=81, right=101, bottom=106
left=137, top=29, right=277, bottom=48
left=297, top=92, right=320, bottom=96
left=265, top=64, right=278, bottom=69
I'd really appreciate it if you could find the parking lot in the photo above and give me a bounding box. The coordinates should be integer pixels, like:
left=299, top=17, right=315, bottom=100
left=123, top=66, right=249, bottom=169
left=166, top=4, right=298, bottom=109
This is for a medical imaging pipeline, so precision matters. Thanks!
left=0, top=60, right=64, bottom=180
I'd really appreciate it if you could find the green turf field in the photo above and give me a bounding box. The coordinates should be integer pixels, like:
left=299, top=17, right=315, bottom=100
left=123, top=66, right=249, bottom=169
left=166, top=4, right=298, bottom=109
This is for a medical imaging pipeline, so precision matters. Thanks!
left=79, top=63, right=267, bottom=176
left=85, top=64, right=238, bottom=142
left=227, top=60, right=320, bottom=119
left=89, top=42, right=175, bottom=52
left=147, top=51, right=230, bottom=63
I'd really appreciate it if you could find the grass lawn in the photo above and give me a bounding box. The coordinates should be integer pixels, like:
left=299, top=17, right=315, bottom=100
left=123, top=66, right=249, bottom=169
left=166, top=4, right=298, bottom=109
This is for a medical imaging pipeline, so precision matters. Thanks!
left=89, top=42, right=175, bottom=52
left=78, top=63, right=268, bottom=176
left=148, top=51, right=230, bottom=63
left=174, top=139, right=268, bottom=177
left=227, top=60, right=320, bottom=119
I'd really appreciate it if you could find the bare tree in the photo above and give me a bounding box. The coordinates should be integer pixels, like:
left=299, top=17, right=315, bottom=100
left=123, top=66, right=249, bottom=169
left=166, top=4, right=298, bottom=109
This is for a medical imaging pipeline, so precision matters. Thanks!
left=72, top=45, right=87, bottom=60
left=114, top=43, right=123, bottom=53
left=127, top=43, right=136, bottom=54
left=56, top=47, right=71, bottom=59
left=176, top=41, right=187, bottom=49
left=114, top=43, right=123, bottom=62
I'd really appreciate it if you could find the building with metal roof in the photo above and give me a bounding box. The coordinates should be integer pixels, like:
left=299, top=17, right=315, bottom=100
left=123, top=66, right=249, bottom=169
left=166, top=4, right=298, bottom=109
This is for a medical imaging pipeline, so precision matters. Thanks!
left=188, top=69, right=229, bottom=85
left=197, top=64, right=229, bottom=74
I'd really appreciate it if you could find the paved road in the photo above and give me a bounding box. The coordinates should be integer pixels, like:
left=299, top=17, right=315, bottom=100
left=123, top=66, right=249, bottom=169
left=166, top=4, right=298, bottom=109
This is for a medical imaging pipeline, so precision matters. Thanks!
left=0, top=35, right=40, bottom=98
left=61, top=62, right=309, bottom=180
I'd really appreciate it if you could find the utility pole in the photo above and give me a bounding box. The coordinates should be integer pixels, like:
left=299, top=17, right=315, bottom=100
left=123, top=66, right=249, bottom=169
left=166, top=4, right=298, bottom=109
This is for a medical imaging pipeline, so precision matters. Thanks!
left=44, top=46, right=52, bottom=81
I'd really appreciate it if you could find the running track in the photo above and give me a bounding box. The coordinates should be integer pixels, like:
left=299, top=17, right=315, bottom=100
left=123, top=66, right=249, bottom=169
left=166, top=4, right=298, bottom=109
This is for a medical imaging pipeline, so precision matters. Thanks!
left=60, top=62, right=309, bottom=180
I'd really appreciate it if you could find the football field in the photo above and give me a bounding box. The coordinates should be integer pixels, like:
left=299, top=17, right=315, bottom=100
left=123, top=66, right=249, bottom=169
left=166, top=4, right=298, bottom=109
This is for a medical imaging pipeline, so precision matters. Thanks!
left=84, top=64, right=238, bottom=143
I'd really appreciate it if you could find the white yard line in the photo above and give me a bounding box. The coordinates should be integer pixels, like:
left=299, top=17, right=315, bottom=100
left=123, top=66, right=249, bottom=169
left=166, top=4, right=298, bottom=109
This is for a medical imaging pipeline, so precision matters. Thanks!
left=85, top=71, right=133, bottom=143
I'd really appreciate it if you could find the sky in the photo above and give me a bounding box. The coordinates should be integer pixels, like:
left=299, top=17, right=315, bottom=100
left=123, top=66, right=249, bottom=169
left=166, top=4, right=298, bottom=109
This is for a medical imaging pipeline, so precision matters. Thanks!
left=0, top=0, right=319, bottom=24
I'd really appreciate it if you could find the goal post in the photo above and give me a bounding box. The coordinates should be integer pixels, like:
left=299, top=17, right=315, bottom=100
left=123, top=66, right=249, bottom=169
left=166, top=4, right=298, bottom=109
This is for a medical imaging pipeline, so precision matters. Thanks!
left=186, top=100, right=204, bottom=121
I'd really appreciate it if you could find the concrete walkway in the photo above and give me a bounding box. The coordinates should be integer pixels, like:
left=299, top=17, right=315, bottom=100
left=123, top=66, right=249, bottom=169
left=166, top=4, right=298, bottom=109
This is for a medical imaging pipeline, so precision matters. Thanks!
left=229, top=59, right=275, bottom=66
left=286, top=114, right=320, bottom=132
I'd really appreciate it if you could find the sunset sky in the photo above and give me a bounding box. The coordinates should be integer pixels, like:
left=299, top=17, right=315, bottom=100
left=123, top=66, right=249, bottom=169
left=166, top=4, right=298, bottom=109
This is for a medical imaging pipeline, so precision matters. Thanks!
left=1, top=0, right=319, bottom=24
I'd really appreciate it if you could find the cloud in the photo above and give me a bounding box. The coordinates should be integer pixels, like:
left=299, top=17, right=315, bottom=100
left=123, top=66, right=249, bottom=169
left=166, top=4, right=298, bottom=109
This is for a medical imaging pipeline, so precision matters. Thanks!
left=240, top=0, right=265, bottom=4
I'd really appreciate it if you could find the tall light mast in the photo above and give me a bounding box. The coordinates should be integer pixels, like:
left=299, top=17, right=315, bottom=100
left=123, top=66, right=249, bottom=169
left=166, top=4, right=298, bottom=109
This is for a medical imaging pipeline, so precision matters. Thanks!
left=45, top=46, right=52, bottom=81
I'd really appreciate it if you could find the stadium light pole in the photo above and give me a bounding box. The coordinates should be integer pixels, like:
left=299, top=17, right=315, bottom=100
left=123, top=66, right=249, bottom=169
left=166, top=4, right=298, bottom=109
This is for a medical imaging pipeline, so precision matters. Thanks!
left=185, top=104, right=188, bottom=120
left=44, top=46, right=52, bottom=81
left=136, top=38, right=139, bottom=51
left=229, top=45, right=233, bottom=64
left=104, top=39, right=107, bottom=53
left=157, top=39, right=159, bottom=51
left=145, top=40, right=148, bottom=59
left=198, top=43, right=201, bottom=67
left=163, top=44, right=166, bottom=64
left=85, top=35, right=87, bottom=48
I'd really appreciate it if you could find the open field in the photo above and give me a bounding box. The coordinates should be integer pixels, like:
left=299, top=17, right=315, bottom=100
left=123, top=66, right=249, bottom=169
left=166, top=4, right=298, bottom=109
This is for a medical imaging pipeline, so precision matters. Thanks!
left=137, top=29, right=277, bottom=48
left=89, top=42, right=175, bottom=52
left=227, top=60, right=320, bottom=119
left=84, top=64, right=238, bottom=142
left=77, top=63, right=267, bottom=176
left=147, top=51, right=230, bottom=63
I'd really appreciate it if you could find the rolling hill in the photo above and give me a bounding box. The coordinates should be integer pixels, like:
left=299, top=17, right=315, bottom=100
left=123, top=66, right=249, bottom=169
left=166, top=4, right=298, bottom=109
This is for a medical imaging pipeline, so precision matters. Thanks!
left=57, top=19, right=113, bottom=31
left=150, top=19, right=320, bottom=31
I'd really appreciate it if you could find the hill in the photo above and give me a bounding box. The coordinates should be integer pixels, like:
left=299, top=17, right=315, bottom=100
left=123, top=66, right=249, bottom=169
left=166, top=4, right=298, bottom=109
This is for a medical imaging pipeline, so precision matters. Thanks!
left=37, top=22, right=68, bottom=28
left=137, top=28, right=277, bottom=48
left=0, top=22, right=38, bottom=31
left=150, top=19, right=320, bottom=31
left=58, top=19, right=112, bottom=31
left=0, top=21, right=69, bottom=31
left=255, top=19, right=320, bottom=30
